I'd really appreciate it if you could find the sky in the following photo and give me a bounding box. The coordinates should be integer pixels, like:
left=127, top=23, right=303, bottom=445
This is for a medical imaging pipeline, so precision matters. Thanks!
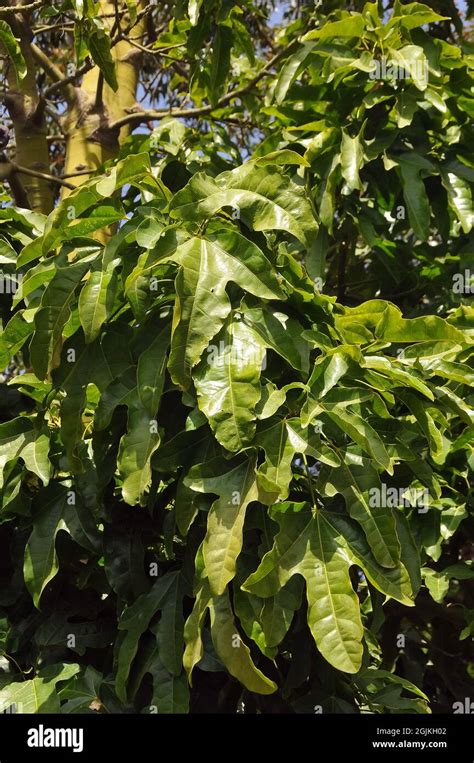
left=270, top=0, right=469, bottom=26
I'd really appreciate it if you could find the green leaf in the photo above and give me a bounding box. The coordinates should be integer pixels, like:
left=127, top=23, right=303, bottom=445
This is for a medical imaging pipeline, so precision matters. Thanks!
left=137, top=322, right=170, bottom=417
left=255, top=417, right=308, bottom=503
left=0, top=663, right=80, bottom=714
left=389, top=46, right=428, bottom=91
left=387, top=3, right=449, bottom=31
left=320, top=460, right=400, bottom=568
left=60, top=666, right=104, bottom=713
left=169, top=162, right=318, bottom=248
left=260, top=578, right=303, bottom=648
left=153, top=573, right=185, bottom=676
left=148, top=656, right=189, bottom=713
left=244, top=503, right=364, bottom=674
left=441, top=170, right=473, bottom=234
left=23, top=484, right=69, bottom=608
left=0, top=312, right=34, bottom=369
left=115, top=573, right=177, bottom=702
left=118, top=406, right=161, bottom=505
left=194, top=319, right=266, bottom=452
left=208, top=25, right=232, bottom=105
left=341, top=128, right=364, bottom=192
left=83, top=19, right=118, bottom=90
left=327, top=509, right=417, bottom=605
left=185, top=456, right=258, bottom=595
left=0, top=418, right=50, bottom=486
left=94, top=366, right=137, bottom=430
left=323, top=404, right=391, bottom=472
left=30, top=260, right=91, bottom=380
left=302, top=14, right=365, bottom=41
left=0, top=20, right=26, bottom=80
left=398, top=156, right=431, bottom=241
left=242, top=306, right=310, bottom=373
left=167, top=230, right=283, bottom=389
left=274, top=42, right=316, bottom=104
left=104, top=524, right=149, bottom=601
left=208, top=590, right=277, bottom=694
left=423, top=564, right=474, bottom=603
left=78, top=266, right=118, bottom=343
left=21, top=432, right=51, bottom=486
left=34, top=154, right=151, bottom=257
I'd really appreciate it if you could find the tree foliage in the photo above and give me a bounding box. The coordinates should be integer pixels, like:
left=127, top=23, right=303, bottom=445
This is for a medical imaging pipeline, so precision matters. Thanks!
left=0, top=0, right=472, bottom=714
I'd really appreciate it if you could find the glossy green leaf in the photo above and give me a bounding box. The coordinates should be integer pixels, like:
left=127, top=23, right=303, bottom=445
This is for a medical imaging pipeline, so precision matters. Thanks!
left=208, top=590, right=277, bottom=694
left=137, top=322, right=170, bottom=417
left=23, top=484, right=69, bottom=608
left=0, top=20, right=26, bottom=80
left=170, top=162, right=318, bottom=248
left=0, top=663, right=80, bottom=714
left=185, top=456, right=258, bottom=595
left=167, top=230, right=283, bottom=388
left=194, top=319, right=266, bottom=452
left=320, top=460, right=400, bottom=568
left=117, top=406, right=161, bottom=505
left=79, top=266, right=118, bottom=343
left=244, top=503, right=364, bottom=674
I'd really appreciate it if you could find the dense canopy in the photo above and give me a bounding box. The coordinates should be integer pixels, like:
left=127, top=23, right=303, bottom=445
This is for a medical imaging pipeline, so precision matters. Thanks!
left=0, top=0, right=472, bottom=715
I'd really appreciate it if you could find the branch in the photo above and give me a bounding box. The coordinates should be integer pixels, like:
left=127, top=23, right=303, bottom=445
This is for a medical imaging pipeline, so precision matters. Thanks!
left=61, top=168, right=95, bottom=178
left=123, top=38, right=186, bottom=56
left=15, top=164, right=75, bottom=189
left=0, top=0, right=43, bottom=14
left=30, top=43, right=64, bottom=84
left=41, top=5, right=152, bottom=100
left=42, top=59, right=92, bottom=99
left=31, top=42, right=78, bottom=106
left=109, top=40, right=298, bottom=131
left=0, top=160, right=75, bottom=189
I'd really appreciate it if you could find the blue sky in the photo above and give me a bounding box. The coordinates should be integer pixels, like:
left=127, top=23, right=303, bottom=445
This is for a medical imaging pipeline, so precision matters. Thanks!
left=270, top=0, right=469, bottom=26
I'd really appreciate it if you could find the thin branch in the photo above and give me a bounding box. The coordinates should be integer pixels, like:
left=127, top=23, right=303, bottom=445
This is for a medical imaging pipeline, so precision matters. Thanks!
left=123, top=38, right=186, bottom=56
left=61, top=168, right=94, bottom=178
left=218, top=41, right=298, bottom=107
left=9, top=162, right=76, bottom=191
left=30, top=43, right=65, bottom=84
left=42, top=59, right=92, bottom=99
left=109, top=40, right=298, bottom=131
left=0, top=0, right=43, bottom=14
left=32, top=22, right=75, bottom=33
left=111, top=103, right=214, bottom=130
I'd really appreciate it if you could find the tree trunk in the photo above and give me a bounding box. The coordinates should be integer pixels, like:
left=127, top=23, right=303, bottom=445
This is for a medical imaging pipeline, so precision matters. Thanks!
left=62, top=1, right=144, bottom=196
left=1, top=13, right=54, bottom=213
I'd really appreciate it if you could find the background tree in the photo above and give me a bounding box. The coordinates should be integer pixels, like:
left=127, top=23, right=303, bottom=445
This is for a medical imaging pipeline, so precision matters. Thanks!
left=0, top=0, right=472, bottom=714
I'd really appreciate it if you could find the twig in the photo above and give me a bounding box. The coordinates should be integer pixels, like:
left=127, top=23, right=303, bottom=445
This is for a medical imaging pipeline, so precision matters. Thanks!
left=109, top=40, right=298, bottom=131
left=61, top=168, right=95, bottom=178
left=0, top=0, right=43, bottom=14
left=1, top=161, right=75, bottom=189
left=124, top=38, right=186, bottom=55
left=30, top=43, right=66, bottom=84
left=42, top=5, right=151, bottom=99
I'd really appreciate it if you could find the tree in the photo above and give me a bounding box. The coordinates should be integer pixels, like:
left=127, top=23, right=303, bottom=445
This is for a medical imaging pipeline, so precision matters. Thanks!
left=0, top=0, right=472, bottom=715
